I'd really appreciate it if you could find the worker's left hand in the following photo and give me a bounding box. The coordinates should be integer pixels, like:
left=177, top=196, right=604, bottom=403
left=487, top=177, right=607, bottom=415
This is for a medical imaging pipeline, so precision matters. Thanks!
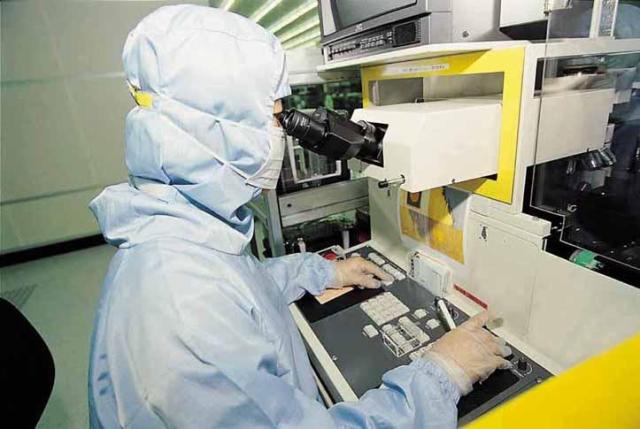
left=331, top=256, right=394, bottom=289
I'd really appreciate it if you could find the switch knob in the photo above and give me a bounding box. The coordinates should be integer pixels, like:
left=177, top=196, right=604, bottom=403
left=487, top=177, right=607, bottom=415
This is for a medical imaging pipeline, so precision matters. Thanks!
left=517, top=357, right=529, bottom=372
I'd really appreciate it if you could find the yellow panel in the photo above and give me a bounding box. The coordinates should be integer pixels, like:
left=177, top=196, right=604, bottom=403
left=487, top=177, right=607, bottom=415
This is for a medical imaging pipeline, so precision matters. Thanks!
left=398, top=188, right=466, bottom=263
left=427, top=189, right=464, bottom=263
left=466, top=334, right=640, bottom=429
left=360, top=48, right=525, bottom=203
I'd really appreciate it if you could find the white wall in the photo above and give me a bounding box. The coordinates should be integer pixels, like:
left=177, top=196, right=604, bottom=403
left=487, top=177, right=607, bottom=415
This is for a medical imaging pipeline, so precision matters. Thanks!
left=1, top=0, right=207, bottom=253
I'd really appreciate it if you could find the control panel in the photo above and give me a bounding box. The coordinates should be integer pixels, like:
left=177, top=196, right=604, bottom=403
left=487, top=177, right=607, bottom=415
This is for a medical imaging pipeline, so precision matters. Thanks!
left=324, top=18, right=424, bottom=63
left=296, top=246, right=551, bottom=424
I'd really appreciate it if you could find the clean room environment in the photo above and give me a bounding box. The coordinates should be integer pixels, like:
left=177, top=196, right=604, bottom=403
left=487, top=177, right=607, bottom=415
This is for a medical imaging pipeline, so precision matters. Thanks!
left=1, top=1, right=639, bottom=428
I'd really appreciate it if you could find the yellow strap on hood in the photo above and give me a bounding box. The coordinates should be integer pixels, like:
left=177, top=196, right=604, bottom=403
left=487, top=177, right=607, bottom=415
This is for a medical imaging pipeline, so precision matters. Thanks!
left=127, top=82, right=153, bottom=108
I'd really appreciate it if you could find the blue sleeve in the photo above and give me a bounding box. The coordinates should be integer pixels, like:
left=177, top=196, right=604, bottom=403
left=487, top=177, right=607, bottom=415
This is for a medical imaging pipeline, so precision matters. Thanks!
left=328, top=359, right=460, bottom=428
left=261, top=252, right=337, bottom=303
left=147, top=285, right=461, bottom=429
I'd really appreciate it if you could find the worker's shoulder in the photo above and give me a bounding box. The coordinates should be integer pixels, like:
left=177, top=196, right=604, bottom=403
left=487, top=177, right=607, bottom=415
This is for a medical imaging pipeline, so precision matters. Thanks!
left=114, top=237, right=257, bottom=302
left=120, top=237, right=231, bottom=277
left=106, top=238, right=257, bottom=329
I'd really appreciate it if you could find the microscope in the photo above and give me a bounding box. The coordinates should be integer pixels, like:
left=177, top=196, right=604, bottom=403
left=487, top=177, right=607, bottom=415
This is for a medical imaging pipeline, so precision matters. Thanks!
left=278, top=107, right=386, bottom=167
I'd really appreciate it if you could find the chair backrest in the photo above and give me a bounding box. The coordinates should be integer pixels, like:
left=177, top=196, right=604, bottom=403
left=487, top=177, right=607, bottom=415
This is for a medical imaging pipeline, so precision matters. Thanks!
left=0, top=298, right=55, bottom=427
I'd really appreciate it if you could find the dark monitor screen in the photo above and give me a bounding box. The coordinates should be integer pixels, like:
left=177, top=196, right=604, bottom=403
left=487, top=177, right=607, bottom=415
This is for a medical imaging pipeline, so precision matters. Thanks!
left=334, top=0, right=417, bottom=29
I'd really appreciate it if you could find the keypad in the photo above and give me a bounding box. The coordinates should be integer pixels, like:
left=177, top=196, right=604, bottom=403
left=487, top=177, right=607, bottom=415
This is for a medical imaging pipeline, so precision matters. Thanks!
left=382, top=263, right=406, bottom=281
left=380, top=317, right=430, bottom=357
left=360, top=292, right=409, bottom=326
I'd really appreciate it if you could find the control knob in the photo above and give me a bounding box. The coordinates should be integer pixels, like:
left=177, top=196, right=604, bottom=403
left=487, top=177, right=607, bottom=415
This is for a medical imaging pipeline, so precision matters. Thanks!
left=516, top=357, right=530, bottom=372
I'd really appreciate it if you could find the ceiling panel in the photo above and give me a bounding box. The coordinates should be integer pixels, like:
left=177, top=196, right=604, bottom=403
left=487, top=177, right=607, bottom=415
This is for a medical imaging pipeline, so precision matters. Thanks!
left=210, top=0, right=321, bottom=49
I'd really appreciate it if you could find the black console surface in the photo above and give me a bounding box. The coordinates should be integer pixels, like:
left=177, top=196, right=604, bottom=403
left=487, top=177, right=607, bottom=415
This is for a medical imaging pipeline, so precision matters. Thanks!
left=297, top=246, right=551, bottom=424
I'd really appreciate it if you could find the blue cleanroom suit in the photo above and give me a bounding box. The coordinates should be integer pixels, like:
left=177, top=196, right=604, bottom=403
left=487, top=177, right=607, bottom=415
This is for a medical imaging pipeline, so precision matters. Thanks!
left=88, top=5, right=460, bottom=428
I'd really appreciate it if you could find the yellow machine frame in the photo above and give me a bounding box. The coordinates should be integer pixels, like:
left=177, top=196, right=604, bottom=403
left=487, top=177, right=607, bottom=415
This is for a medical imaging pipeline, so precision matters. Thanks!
left=360, top=47, right=526, bottom=203
left=467, top=333, right=640, bottom=428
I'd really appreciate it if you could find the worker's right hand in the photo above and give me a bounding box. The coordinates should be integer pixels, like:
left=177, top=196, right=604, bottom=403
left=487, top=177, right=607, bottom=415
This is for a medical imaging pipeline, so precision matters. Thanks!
left=423, top=312, right=512, bottom=395
left=331, top=256, right=394, bottom=289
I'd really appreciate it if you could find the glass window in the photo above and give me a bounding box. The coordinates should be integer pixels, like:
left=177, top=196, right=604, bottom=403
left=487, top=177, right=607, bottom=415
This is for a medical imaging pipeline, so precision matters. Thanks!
left=526, top=4, right=640, bottom=282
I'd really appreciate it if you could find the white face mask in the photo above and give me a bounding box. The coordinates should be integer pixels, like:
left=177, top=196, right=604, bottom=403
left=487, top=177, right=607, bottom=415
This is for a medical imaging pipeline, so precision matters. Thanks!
left=246, top=122, right=286, bottom=190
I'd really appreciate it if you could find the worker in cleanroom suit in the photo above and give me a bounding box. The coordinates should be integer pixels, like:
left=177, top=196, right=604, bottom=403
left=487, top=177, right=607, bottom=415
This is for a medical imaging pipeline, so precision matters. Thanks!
left=88, top=5, right=511, bottom=428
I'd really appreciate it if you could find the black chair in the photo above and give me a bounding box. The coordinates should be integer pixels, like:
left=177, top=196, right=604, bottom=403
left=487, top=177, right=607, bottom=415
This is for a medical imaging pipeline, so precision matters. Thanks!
left=0, top=298, right=55, bottom=428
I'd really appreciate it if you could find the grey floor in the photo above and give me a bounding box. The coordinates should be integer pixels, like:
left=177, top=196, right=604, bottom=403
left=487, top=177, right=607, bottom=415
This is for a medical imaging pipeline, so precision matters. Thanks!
left=1, top=245, right=116, bottom=429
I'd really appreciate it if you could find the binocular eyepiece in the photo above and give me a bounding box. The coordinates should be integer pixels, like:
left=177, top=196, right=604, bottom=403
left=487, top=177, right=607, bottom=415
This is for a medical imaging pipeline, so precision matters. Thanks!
left=278, top=107, right=384, bottom=166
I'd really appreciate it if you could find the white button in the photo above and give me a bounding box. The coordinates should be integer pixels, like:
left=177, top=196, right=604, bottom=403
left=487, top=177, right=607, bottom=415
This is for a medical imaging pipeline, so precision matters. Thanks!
left=401, top=343, right=415, bottom=353
left=410, top=327, right=423, bottom=337
left=391, top=333, right=405, bottom=344
left=426, top=319, right=440, bottom=329
left=417, top=333, right=430, bottom=343
left=363, top=325, right=378, bottom=338
left=414, top=309, right=427, bottom=319
left=368, top=253, right=385, bottom=265
left=393, top=271, right=406, bottom=281
left=381, top=324, right=394, bottom=334
left=404, top=323, right=419, bottom=334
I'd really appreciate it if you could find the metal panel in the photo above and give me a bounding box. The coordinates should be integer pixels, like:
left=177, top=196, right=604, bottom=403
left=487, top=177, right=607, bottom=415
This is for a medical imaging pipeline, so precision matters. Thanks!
left=282, top=197, right=368, bottom=227
left=295, top=246, right=551, bottom=424
left=534, top=88, right=615, bottom=164
left=500, top=0, right=547, bottom=27
left=279, top=179, right=368, bottom=216
left=351, top=98, right=502, bottom=193
left=279, top=179, right=368, bottom=227
left=360, top=47, right=526, bottom=203
left=290, top=304, right=357, bottom=402
left=527, top=251, right=640, bottom=368
left=465, top=213, right=541, bottom=337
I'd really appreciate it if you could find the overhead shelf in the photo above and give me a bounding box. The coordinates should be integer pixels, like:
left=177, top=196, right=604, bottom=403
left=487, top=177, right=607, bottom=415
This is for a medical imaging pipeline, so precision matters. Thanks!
left=317, top=41, right=528, bottom=71
left=317, top=38, right=640, bottom=72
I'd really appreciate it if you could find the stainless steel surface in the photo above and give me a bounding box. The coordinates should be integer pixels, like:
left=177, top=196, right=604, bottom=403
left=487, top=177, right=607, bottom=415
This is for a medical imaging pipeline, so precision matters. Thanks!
left=279, top=179, right=368, bottom=217
left=279, top=179, right=369, bottom=227
left=282, top=197, right=369, bottom=227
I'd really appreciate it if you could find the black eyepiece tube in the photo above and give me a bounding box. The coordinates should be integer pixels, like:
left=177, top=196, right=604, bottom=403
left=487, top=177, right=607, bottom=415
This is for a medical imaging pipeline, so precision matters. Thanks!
left=278, top=107, right=385, bottom=166
left=278, top=110, right=326, bottom=145
left=357, top=120, right=384, bottom=161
